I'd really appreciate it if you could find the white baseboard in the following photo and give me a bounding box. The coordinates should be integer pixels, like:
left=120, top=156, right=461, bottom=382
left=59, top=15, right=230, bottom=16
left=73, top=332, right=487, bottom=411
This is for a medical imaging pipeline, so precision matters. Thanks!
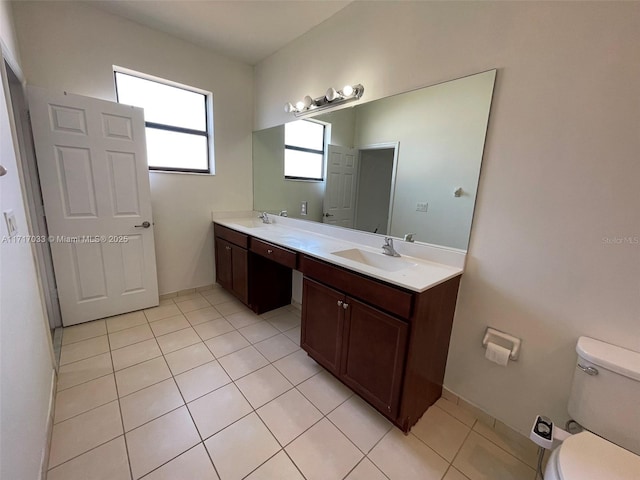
left=39, top=368, right=57, bottom=480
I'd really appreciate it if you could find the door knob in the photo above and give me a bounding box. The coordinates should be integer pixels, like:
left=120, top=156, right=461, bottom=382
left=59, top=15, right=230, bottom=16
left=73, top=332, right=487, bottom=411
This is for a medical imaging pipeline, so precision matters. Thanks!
left=134, top=221, right=151, bottom=228
left=323, top=213, right=334, bottom=217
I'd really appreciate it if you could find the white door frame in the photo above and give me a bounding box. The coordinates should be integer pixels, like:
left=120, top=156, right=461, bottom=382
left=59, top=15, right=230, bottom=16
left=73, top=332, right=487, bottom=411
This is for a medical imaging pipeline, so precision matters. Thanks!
left=354, top=141, right=400, bottom=235
left=1, top=49, right=62, bottom=330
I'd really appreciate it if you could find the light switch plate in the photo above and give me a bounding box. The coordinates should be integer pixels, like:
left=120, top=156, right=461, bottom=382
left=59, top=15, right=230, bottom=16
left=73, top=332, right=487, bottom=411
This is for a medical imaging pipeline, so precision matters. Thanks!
left=301, top=201, right=308, bottom=216
left=416, top=202, right=428, bottom=212
left=3, top=210, right=18, bottom=237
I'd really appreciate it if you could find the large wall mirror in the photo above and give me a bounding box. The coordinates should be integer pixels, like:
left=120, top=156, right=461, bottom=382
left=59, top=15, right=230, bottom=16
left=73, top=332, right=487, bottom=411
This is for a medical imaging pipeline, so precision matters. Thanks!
left=253, top=69, right=496, bottom=251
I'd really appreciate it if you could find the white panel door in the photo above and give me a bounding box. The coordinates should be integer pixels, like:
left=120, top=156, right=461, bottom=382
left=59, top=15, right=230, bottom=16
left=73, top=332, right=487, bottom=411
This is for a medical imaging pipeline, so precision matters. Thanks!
left=323, top=145, right=358, bottom=228
left=28, top=87, right=158, bottom=326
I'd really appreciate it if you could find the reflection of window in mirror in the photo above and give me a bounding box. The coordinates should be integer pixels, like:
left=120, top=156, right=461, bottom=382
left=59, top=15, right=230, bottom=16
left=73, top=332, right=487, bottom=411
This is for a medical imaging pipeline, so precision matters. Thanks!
left=284, top=120, right=325, bottom=181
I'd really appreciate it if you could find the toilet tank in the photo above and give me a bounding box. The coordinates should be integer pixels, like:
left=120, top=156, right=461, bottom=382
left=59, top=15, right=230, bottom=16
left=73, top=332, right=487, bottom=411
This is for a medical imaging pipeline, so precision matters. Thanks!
left=568, top=337, right=640, bottom=455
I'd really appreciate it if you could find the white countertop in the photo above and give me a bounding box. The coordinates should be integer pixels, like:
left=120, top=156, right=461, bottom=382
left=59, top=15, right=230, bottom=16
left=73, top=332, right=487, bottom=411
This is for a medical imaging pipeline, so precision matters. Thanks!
left=212, top=214, right=465, bottom=293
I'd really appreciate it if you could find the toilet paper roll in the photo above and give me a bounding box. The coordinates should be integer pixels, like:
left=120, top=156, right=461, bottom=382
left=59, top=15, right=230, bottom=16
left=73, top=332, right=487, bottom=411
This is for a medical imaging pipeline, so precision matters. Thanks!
left=485, top=342, right=511, bottom=366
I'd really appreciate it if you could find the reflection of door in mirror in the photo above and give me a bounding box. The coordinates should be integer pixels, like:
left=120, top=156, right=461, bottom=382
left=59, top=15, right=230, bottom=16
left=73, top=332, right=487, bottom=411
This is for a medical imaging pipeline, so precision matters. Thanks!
left=323, top=145, right=358, bottom=227
left=353, top=146, right=397, bottom=235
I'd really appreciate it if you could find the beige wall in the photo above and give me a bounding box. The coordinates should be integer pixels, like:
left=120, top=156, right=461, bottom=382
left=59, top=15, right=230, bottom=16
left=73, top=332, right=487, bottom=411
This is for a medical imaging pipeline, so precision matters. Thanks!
left=12, top=0, right=254, bottom=295
left=255, top=1, right=640, bottom=435
left=0, top=2, right=55, bottom=479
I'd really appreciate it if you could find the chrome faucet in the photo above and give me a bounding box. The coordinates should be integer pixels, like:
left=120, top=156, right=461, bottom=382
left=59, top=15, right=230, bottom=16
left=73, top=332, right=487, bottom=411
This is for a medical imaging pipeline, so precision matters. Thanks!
left=403, top=233, right=416, bottom=243
left=258, top=212, right=270, bottom=224
left=382, top=237, right=400, bottom=257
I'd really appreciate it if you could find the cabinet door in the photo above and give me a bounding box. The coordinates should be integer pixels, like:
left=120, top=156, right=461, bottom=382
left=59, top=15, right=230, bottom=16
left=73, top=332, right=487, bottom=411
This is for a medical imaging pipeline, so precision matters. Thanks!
left=301, top=278, right=344, bottom=375
left=231, top=245, right=248, bottom=304
left=215, top=238, right=233, bottom=291
left=341, top=297, right=408, bottom=419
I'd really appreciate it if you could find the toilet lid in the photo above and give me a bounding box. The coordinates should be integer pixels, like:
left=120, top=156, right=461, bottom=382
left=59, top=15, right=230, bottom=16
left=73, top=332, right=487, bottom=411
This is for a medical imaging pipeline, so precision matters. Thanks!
left=558, top=431, right=640, bottom=480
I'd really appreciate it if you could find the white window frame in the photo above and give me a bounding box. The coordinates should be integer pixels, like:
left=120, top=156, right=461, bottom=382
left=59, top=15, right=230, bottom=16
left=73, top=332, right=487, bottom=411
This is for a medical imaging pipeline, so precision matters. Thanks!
left=284, top=119, right=326, bottom=181
left=113, top=66, right=215, bottom=174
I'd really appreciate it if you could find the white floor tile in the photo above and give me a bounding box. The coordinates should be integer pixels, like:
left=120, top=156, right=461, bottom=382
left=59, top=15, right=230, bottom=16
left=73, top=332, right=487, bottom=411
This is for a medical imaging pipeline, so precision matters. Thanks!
left=174, top=360, right=231, bottom=402
left=285, top=418, right=363, bottom=480
left=111, top=339, right=161, bottom=371
left=452, top=431, right=536, bottom=480
left=120, top=379, right=184, bottom=432
left=257, top=388, right=322, bottom=446
left=226, top=310, right=264, bottom=329
left=148, top=314, right=190, bottom=337
left=164, top=342, right=214, bottom=375
left=345, top=458, right=388, bottom=480
left=328, top=395, right=392, bottom=453
left=49, top=401, right=123, bottom=469
left=60, top=335, right=110, bottom=365
left=204, top=413, right=280, bottom=480
left=56, top=353, right=113, bottom=391
left=297, top=370, right=352, bottom=414
left=185, top=306, right=223, bottom=326
left=105, top=310, right=147, bottom=333
left=188, top=383, right=253, bottom=439
left=411, top=405, right=470, bottom=462
left=155, top=328, right=201, bottom=354
left=267, top=312, right=301, bottom=332
left=54, top=375, right=117, bottom=423
left=444, top=467, right=472, bottom=480
left=204, top=330, right=250, bottom=357
left=214, top=300, right=248, bottom=317
left=176, top=297, right=211, bottom=313
left=62, top=320, right=107, bottom=345
left=235, top=365, right=292, bottom=409
left=47, top=436, right=130, bottom=480
left=115, top=357, right=171, bottom=397
left=109, top=324, right=154, bottom=350
left=144, top=304, right=181, bottom=322
left=238, top=321, right=280, bottom=344
left=193, top=318, right=235, bottom=340
left=284, top=326, right=301, bottom=345
left=254, top=333, right=299, bottom=362
left=369, top=428, right=449, bottom=480
left=126, top=406, right=200, bottom=479
left=142, top=444, right=219, bottom=480
left=273, top=350, right=322, bottom=385
left=245, top=450, right=304, bottom=480
left=217, top=346, right=269, bottom=380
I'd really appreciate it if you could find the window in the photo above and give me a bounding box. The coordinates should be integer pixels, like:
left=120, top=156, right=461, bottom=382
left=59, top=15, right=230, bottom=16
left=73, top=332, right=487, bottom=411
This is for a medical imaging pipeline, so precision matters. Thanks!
left=284, top=120, right=325, bottom=181
left=114, top=69, right=213, bottom=173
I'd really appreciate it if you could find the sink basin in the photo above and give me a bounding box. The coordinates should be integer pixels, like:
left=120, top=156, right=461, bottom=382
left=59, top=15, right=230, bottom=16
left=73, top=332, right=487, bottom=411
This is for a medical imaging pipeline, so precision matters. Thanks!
left=331, top=248, right=418, bottom=272
left=231, top=219, right=269, bottom=228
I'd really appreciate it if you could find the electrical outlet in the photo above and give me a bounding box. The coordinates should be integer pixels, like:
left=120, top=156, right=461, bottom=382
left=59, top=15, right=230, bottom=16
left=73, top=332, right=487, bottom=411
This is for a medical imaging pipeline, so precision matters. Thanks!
left=301, top=201, right=308, bottom=216
left=416, top=202, right=428, bottom=212
left=3, top=210, right=17, bottom=237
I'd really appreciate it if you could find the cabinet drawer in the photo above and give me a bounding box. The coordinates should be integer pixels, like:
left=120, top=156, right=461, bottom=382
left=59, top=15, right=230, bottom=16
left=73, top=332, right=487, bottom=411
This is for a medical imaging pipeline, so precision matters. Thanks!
left=300, top=255, right=413, bottom=319
left=214, top=223, right=248, bottom=248
left=250, top=238, right=297, bottom=269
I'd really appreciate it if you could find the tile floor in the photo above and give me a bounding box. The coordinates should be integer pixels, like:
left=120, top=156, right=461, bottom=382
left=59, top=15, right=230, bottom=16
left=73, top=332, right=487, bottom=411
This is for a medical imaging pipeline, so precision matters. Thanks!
left=49, top=286, right=540, bottom=480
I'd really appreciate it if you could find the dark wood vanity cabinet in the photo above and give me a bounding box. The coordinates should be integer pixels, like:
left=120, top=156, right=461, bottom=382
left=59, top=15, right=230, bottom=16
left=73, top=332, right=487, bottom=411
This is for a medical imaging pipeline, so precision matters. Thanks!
left=214, top=223, right=293, bottom=314
left=302, top=277, right=408, bottom=418
left=214, top=234, right=249, bottom=304
left=300, top=254, right=461, bottom=433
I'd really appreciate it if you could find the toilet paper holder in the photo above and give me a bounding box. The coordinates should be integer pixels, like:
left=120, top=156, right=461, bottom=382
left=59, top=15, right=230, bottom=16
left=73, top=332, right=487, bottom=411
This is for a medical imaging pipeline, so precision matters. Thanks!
left=482, top=327, right=521, bottom=361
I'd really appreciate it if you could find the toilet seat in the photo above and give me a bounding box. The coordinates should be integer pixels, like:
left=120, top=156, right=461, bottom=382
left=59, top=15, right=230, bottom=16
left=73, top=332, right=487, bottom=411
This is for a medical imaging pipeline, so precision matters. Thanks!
left=556, top=431, right=640, bottom=480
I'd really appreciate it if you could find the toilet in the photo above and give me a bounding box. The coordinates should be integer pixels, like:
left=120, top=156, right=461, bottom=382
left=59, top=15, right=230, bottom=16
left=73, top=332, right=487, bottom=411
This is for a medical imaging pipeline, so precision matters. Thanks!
left=544, top=336, right=640, bottom=479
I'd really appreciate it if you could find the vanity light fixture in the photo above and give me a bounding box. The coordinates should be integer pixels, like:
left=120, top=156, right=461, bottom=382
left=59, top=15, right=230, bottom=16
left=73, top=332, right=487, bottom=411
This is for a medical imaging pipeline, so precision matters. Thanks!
left=285, top=84, right=364, bottom=117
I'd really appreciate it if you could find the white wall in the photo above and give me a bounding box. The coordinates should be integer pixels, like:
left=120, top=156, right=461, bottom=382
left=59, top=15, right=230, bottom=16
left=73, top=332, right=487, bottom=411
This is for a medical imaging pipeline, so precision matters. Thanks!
left=255, top=2, right=640, bottom=435
left=12, top=1, right=254, bottom=295
left=0, top=2, right=55, bottom=479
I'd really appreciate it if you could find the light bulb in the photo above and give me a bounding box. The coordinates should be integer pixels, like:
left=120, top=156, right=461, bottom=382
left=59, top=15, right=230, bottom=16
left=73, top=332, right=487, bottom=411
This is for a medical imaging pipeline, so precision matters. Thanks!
left=326, top=87, right=339, bottom=102
left=284, top=102, right=295, bottom=113
left=302, top=95, right=313, bottom=109
left=342, top=85, right=354, bottom=97
left=295, top=100, right=306, bottom=111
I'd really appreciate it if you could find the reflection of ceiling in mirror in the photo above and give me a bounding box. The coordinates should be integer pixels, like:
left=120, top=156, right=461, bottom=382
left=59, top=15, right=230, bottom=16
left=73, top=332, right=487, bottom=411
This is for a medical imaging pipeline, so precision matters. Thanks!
left=253, top=69, right=496, bottom=251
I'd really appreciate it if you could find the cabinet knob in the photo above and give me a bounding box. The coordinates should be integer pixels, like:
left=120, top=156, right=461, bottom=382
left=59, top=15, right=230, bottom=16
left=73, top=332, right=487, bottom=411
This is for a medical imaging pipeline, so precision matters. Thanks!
left=267, top=249, right=273, bottom=254
left=342, top=302, right=349, bottom=310
left=225, top=246, right=231, bottom=250
left=337, top=300, right=343, bottom=307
